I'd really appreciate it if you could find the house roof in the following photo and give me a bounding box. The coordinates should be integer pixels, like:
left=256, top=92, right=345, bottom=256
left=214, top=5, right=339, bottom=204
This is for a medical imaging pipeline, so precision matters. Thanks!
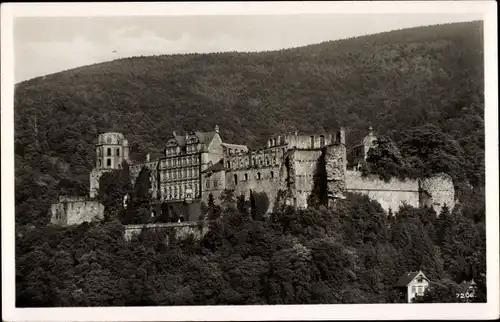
left=169, top=131, right=217, bottom=148
left=395, top=271, right=424, bottom=287
left=202, top=160, right=225, bottom=173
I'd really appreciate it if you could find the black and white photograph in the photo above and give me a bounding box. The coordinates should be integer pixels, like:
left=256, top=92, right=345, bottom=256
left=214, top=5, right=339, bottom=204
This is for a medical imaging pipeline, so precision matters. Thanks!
left=1, top=2, right=498, bottom=321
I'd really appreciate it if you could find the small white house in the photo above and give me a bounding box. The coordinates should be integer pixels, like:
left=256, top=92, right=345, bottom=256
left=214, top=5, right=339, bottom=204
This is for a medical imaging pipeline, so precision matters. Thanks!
left=395, top=270, right=430, bottom=303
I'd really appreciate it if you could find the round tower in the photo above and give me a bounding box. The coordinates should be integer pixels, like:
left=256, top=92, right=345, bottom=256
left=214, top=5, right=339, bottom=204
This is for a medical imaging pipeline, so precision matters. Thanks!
left=95, top=132, right=129, bottom=169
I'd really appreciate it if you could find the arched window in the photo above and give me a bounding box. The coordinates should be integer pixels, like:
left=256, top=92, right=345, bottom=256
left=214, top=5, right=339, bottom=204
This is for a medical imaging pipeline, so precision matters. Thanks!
left=97, top=148, right=101, bottom=156
left=106, top=137, right=111, bottom=144
left=320, top=135, right=325, bottom=148
left=257, top=172, right=261, bottom=180
left=272, top=138, right=276, bottom=146
left=270, top=171, right=274, bottom=179
left=213, top=180, right=218, bottom=188
left=107, top=148, right=112, bottom=156
left=116, top=148, right=120, bottom=156
left=234, top=174, right=238, bottom=185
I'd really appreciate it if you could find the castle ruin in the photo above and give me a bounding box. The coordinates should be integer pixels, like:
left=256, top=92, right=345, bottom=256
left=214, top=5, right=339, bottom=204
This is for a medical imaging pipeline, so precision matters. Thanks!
left=49, top=126, right=455, bottom=227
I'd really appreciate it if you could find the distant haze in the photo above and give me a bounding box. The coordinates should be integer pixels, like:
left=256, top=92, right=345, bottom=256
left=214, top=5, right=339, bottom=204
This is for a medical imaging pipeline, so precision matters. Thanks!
left=15, top=14, right=482, bottom=83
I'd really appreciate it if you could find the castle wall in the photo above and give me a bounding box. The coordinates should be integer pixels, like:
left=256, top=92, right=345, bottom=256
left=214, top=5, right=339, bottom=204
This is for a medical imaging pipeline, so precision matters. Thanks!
left=228, top=165, right=285, bottom=213
left=345, top=171, right=419, bottom=213
left=419, top=173, right=455, bottom=214
left=289, top=150, right=324, bottom=208
left=325, top=144, right=347, bottom=204
left=201, top=170, right=226, bottom=204
left=89, top=168, right=112, bottom=199
left=50, top=198, right=104, bottom=226
left=123, top=222, right=208, bottom=242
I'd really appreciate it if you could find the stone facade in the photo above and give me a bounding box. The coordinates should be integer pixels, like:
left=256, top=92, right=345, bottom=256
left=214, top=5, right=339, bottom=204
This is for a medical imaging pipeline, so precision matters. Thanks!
left=50, top=196, right=104, bottom=226
left=123, top=222, right=208, bottom=242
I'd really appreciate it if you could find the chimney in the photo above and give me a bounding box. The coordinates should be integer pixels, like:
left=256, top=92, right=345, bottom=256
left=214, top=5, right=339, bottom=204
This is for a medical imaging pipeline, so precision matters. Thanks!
left=146, top=153, right=150, bottom=162
left=172, top=130, right=177, bottom=137
left=215, top=125, right=219, bottom=133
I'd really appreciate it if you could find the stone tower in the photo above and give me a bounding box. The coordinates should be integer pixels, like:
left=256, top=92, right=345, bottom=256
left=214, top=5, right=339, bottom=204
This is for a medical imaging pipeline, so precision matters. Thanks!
left=325, top=128, right=347, bottom=206
left=89, top=132, right=130, bottom=198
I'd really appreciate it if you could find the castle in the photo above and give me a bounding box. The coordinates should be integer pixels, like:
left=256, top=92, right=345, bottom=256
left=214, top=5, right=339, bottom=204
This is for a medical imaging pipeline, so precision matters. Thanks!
left=50, top=126, right=455, bottom=227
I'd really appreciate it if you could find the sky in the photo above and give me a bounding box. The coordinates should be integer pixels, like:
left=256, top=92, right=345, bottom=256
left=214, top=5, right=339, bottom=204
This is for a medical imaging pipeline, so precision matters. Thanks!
left=14, top=13, right=482, bottom=83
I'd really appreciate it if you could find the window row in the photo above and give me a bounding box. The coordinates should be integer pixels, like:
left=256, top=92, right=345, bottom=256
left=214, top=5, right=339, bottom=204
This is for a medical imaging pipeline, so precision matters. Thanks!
left=97, top=147, right=121, bottom=157
left=226, top=156, right=279, bottom=169
left=161, top=184, right=198, bottom=200
left=97, top=159, right=113, bottom=167
left=160, top=168, right=199, bottom=180
left=226, top=148, right=245, bottom=155
left=231, top=171, right=275, bottom=185
left=165, top=144, right=199, bottom=156
left=162, top=156, right=199, bottom=167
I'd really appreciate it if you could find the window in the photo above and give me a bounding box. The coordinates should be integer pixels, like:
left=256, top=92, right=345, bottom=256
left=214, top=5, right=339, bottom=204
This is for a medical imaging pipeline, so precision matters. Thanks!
left=310, top=136, right=315, bottom=148
left=206, top=180, right=210, bottom=188
left=173, top=171, right=177, bottom=179
left=244, top=173, right=248, bottom=181
left=320, top=135, right=325, bottom=148
left=418, top=286, right=423, bottom=294
left=411, top=286, right=416, bottom=294
left=116, top=148, right=120, bottom=156
left=266, top=158, right=270, bottom=166
left=107, top=148, right=112, bottom=156
left=272, top=138, right=276, bottom=146
left=107, top=159, right=111, bottom=167
left=227, top=161, right=231, bottom=168
left=98, top=160, right=102, bottom=167
left=106, top=137, right=111, bottom=144
left=229, top=148, right=232, bottom=155
left=213, top=180, right=218, bottom=188
left=173, top=159, right=177, bottom=166
left=97, top=148, right=101, bottom=156
left=234, top=174, right=238, bottom=185
left=270, top=171, right=274, bottom=179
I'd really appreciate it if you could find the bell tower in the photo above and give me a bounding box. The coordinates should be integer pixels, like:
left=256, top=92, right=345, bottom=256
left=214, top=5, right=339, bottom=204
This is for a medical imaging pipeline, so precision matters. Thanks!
left=89, top=132, right=130, bottom=198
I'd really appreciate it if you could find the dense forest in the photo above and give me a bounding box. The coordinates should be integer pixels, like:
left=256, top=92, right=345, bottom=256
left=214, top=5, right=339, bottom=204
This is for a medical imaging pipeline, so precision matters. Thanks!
left=16, top=191, right=486, bottom=306
left=14, top=21, right=486, bottom=305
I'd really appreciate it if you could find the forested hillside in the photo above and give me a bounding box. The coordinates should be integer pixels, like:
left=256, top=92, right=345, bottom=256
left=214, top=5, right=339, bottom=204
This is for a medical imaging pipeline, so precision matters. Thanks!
left=14, top=20, right=487, bottom=307
left=14, top=21, right=484, bottom=225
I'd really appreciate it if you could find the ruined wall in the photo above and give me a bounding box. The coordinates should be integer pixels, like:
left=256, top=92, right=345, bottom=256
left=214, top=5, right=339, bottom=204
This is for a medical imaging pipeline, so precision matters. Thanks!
left=123, top=222, right=208, bottom=242
left=345, top=171, right=419, bottom=213
left=419, top=173, right=455, bottom=214
left=89, top=168, right=112, bottom=199
left=201, top=170, right=226, bottom=204
left=325, top=144, right=347, bottom=205
left=228, top=165, right=285, bottom=212
left=50, top=198, right=104, bottom=226
left=288, top=150, right=324, bottom=208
